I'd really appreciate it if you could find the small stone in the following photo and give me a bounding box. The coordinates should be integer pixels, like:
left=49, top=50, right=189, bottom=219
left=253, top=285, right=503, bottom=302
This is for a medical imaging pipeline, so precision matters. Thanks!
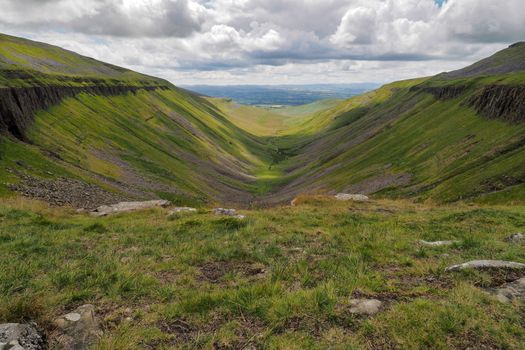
left=506, top=233, right=524, bottom=243
left=445, top=260, right=525, bottom=272
left=349, top=299, right=382, bottom=315
left=335, top=193, right=369, bottom=202
left=418, top=240, right=459, bottom=247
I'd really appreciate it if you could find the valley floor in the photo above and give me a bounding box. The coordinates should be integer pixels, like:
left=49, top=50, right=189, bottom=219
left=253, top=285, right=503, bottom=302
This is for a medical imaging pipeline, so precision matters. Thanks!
left=1, top=197, right=525, bottom=349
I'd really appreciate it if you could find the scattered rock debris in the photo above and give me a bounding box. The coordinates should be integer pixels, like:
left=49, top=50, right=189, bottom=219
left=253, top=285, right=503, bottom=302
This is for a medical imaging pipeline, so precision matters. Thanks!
left=52, top=304, right=102, bottom=350
left=445, top=260, right=525, bottom=272
left=0, top=323, right=44, bottom=350
left=8, top=173, right=127, bottom=210
left=212, top=208, right=246, bottom=219
left=91, top=200, right=170, bottom=216
left=418, top=240, right=459, bottom=247
left=335, top=193, right=369, bottom=202
left=349, top=299, right=383, bottom=316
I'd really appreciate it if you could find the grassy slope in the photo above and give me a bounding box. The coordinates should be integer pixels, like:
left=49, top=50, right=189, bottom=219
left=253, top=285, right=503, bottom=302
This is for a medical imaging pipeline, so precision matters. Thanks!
left=259, top=64, right=525, bottom=204
left=1, top=197, right=525, bottom=349
left=0, top=33, right=275, bottom=205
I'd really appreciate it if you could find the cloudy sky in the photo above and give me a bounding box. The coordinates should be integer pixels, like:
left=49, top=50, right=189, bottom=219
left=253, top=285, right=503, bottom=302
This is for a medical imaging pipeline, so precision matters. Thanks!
left=0, top=0, right=523, bottom=85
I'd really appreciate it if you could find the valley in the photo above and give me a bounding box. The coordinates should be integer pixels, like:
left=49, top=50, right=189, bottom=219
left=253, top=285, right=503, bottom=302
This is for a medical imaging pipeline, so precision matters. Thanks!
left=1, top=32, right=525, bottom=349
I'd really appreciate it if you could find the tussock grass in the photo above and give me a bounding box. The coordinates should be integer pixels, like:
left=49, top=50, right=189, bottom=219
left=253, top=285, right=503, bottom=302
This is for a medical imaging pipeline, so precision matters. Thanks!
left=1, top=198, right=525, bottom=348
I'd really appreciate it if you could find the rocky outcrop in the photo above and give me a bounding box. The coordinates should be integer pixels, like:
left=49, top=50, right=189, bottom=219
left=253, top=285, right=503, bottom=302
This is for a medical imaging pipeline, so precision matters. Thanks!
left=489, top=277, right=525, bottom=303
left=412, top=85, right=468, bottom=100
left=169, top=207, right=197, bottom=215
left=91, top=200, right=170, bottom=216
left=52, top=304, right=102, bottom=350
left=467, top=85, right=525, bottom=123
left=335, top=193, right=369, bottom=202
left=0, top=83, right=167, bottom=140
left=418, top=240, right=459, bottom=247
left=0, top=323, right=44, bottom=350
left=212, top=208, right=246, bottom=219
left=445, top=260, right=525, bottom=272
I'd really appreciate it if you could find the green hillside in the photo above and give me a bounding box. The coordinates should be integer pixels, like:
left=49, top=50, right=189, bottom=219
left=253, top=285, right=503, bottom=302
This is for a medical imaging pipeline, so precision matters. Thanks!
left=1, top=34, right=525, bottom=207
left=0, top=33, right=274, bottom=208
left=254, top=43, right=525, bottom=205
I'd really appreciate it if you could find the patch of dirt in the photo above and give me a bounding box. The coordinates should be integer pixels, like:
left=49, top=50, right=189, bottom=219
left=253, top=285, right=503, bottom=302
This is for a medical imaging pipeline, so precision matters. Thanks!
left=198, top=261, right=267, bottom=284
left=155, top=315, right=265, bottom=349
left=8, top=172, right=127, bottom=209
left=471, top=268, right=525, bottom=288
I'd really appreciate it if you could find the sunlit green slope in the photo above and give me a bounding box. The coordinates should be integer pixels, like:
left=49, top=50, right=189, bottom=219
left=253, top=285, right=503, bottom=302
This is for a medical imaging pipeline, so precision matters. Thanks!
left=260, top=43, right=525, bottom=204
left=0, top=33, right=273, bottom=207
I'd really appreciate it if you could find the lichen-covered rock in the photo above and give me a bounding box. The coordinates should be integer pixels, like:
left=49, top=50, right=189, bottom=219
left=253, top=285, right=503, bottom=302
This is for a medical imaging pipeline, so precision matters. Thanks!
left=506, top=232, right=524, bottom=243
left=53, top=304, right=102, bottom=350
left=418, top=240, right=459, bottom=247
left=335, top=193, right=369, bottom=202
left=490, top=277, right=525, bottom=303
left=445, top=260, right=525, bottom=272
left=212, top=208, right=245, bottom=219
left=0, top=323, right=44, bottom=350
left=349, top=299, right=382, bottom=315
left=91, top=200, right=170, bottom=217
left=168, top=207, right=197, bottom=215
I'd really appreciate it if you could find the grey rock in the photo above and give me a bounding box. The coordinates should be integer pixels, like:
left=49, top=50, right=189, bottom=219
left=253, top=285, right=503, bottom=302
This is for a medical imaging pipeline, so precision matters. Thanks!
left=445, top=260, right=525, bottom=272
left=168, top=207, right=197, bottom=215
left=91, top=200, right=170, bottom=217
left=418, top=240, right=459, bottom=247
left=506, top=232, right=524, bottom=243
left=490, top=277, right=525, bottom=303
left=213, top=208, right=245, bottom=219
left=0, top=323, right=44, bottom=350
left=349, top=299, right=382, bottom=315
left=335, top=193, right=369, bottom=202
left=53, top=304, right=102, bottom=350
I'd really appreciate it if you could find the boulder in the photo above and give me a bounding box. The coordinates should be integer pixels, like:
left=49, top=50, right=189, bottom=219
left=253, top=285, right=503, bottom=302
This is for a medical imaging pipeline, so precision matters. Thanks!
left=53, top=304, right=102, bottom=350
left=212, top=208, right=245, bottom=219
left=90, top=200, right=170, bottom=217
left=349, top=299, right=382, bottom=315
left=490, top=277, right=525, bottom=303
left=418, top=240, right=459, bottom=247
left=0, top=323, right=44, bottom=350
left=445, top=260, right=525, bottom=272
left=168, top=207, right=197, bottom=215
left=335, top=193, right=369, bottom=202
left=506, top=232, right=524, bottom=243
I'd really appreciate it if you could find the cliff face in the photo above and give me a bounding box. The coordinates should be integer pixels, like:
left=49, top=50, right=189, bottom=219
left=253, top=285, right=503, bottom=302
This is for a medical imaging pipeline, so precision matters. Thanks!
left=0, top=84, right=167, bottom=140
left=468, top=85, right=525, bottom=123
left=411, top=85, right=468, bottom=100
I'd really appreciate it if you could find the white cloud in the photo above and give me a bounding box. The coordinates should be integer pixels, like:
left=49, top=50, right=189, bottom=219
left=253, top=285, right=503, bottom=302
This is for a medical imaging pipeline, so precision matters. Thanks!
left=0, top=0, right=524, bottom=84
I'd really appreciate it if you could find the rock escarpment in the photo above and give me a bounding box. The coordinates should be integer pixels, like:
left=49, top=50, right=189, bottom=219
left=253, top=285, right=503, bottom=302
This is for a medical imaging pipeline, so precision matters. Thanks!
left=467, top=85, right=525, bottom=123
left=0, top=82, right=168, bottom=140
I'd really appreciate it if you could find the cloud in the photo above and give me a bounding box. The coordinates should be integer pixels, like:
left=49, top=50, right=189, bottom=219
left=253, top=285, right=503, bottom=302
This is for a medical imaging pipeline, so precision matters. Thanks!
left=0, top=0, right=524, bottom=84
left=330, top=0, right=525, bottom=58
left=0, top=0, right=205, bottom=37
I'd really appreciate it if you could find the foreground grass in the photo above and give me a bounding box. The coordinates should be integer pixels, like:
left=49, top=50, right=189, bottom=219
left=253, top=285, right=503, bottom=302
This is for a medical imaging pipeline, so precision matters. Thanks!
left=1, top=197, right=525, bottom=349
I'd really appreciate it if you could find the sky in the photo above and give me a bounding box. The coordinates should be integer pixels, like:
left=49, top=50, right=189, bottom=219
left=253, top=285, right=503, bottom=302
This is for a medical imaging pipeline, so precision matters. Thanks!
left=0, top=0, right=524, bottom=85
